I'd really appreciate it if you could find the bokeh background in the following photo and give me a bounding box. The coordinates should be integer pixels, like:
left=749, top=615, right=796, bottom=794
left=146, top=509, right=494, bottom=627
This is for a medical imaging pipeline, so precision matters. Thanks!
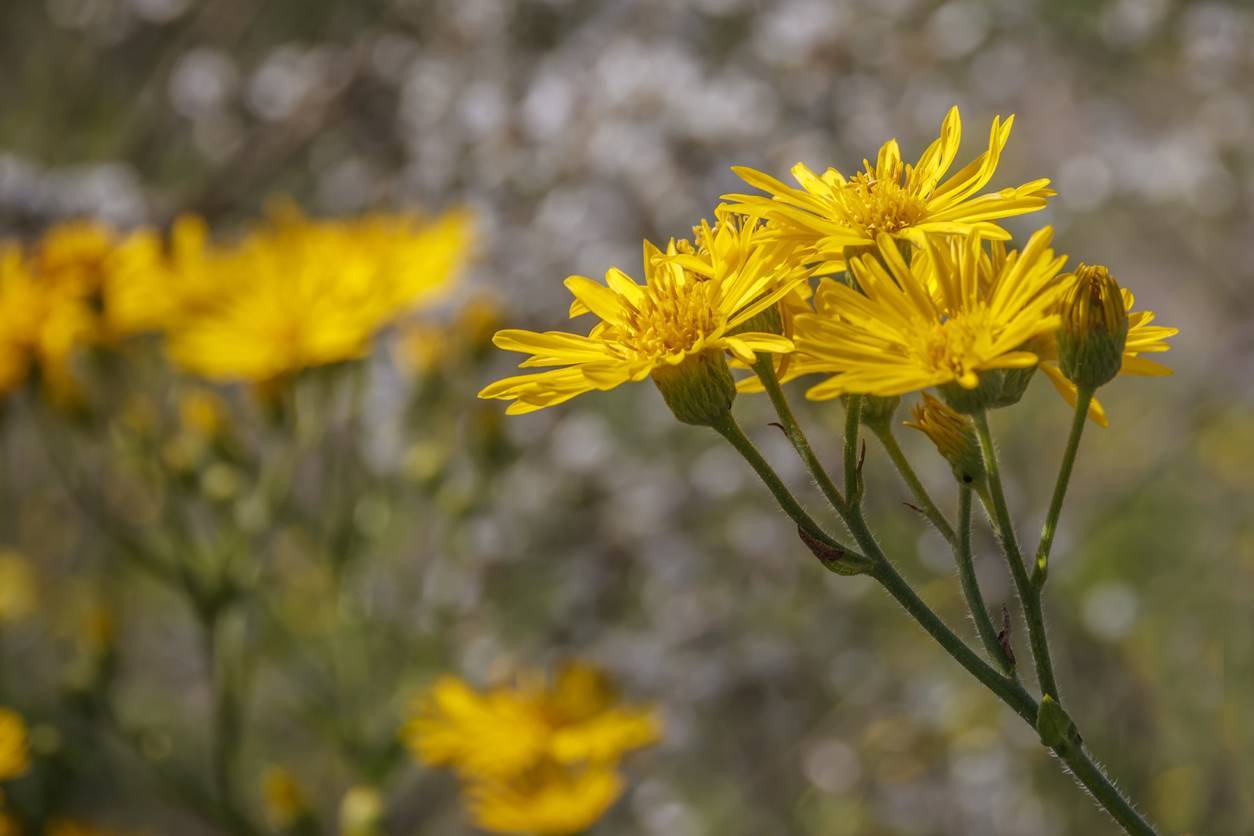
left=1, top=0, right=1251, bottom=833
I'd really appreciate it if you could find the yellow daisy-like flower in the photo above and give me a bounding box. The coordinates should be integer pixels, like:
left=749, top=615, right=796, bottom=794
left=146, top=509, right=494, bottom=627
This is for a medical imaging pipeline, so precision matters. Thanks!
left=479, top=218, right=803, bottom=415
left=723, top=106, right=1054, bottom=272
left=0, top=706, right=30, bottom=782
left=792, top=227, right=1069, bottom=405
left=157, top=206, right=473, bottom=382
left=1038, top=285, right=1178, bottom=427
left=404, top=662, right=659, bottom=835
left=468, top=763, right=623, bottom=836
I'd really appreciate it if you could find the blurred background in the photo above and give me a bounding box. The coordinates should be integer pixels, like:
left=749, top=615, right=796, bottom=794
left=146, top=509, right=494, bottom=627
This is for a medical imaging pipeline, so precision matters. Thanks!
left=0, top=0, right=1250, bottom=833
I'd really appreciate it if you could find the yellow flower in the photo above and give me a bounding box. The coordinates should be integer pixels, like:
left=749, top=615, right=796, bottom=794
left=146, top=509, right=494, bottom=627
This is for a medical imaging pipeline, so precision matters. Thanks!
left=468, top=764, right=623, bottom=835
left=723, top=106, right=1054, bottom=272
left=791, top=228, right=1069, bottom=407
left=262, top=766, right=308, bottom=828
left=1038, top=285, right=1177, bottom=427
left=0, top=707, right=30, bottom=782
left=155, top=206, right=473, bottom=382
left=479, top=218, right=802, bottom=415
left=0, top=811, right=18, bottom=836
left=405, top=663, right=659, bottom=835
left=0, top=552, right=37, bottom=624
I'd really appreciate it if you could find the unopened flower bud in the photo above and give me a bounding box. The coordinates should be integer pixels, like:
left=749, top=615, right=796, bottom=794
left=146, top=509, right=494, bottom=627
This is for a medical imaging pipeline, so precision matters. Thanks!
left=905, top=393, right=985, bottom=485
left=651, top=349, right=736, bottom=426
left=1057, top=264, right=1128, bottom=389
left=844, top=393, right=900, bottom=431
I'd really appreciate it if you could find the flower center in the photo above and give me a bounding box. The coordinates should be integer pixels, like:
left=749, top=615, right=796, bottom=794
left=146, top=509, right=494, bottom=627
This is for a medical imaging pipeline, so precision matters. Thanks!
left=619, top=272, right=723, bottom=360
left=916, top=311, right=993, bottom=379
left=832, top=166, right=928, bottom=238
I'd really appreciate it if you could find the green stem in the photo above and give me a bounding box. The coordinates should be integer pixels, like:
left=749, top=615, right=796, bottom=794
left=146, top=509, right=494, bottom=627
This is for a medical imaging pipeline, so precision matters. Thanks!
left=1060, top=747, right=1158, bottom=836
left=843, top=395, right=863, bottom=503
left=717, top=406, right=1156, bottom=835
left=972, top=411, right=1060, bottom=700
left=709, top=412, right=852, bottom=555
left=1034, top=385, right=1094, bottom=589
left=872, top=425, right=957, bottom=545
left=751, top=358, right=846, bottom=512
left=201, top=610, right=250, bottom=833
left=870, top=555, right=1037, bottom=724
left=955, top=486, right=1014, bottom=674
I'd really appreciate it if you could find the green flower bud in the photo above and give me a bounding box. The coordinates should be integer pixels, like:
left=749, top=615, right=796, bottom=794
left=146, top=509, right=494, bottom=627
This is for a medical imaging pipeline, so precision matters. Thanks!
left=992, top=366, right=1036, bottom=409
left=938, top=370, right=1004, bottom=415
left=651, top=349, right=736, bottom=426
left=905, top=393, right=985, bottom=486
left=843, top=393, right=901, bottom=431
left=1057, top=264, right=1129, bottom=389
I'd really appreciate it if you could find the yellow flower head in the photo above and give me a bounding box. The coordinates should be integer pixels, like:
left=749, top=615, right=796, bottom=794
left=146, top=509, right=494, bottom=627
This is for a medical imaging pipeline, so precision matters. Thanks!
left=261, top=766, right=307, bottom=828
left=792, top=227, right=1069, bottom=408
left=479, top=217, right=803, bottom=415
left=0, top=706, right=30, bottom=782
left=723, top=106, right=1054, bottom=272
left=158, top=205, right=474, bottom=382
left=905, top=393, right=984, bottom=484
left=468, top=763, right=623, bottom=836
left=0, top=551, right=37, bottom=624
left=405, top=662, right=659, bottom=835
left=1038, top=275, right=1178, bottom=427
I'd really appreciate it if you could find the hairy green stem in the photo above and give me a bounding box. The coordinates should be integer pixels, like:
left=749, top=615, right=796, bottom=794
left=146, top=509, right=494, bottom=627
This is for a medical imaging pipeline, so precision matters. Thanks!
left=972, top=411, right=1060, bottom=700
left=872, top=425, right=958, bottom=545
left=1034, top=385, right=1094, bottom=589
left=733, top=385, right=1156, bottom=834
left=1060, top=747, right=1158, bottom=836
left=955, top=486, right=1014, bottom=674
left=709, top=411, right=853, bottom=555
left=751, top=358, right=846, bottom=512
left=843, top=395, right=863, bottom=502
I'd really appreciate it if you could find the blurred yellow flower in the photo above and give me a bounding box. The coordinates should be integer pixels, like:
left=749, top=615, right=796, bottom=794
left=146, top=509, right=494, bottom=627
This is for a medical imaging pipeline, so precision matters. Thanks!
left=398, top=294, right=505, bottom=375
left=468, top=763, right=623, bottom=836
left=791, top=228, right=1069, bottom=404
left=261, top=766, right=308, bottom=828
left=480, top=218, right=802, bottom=414
left=0, top=707, right=30, bottom=781
left=161, top=206, right=474, bottom=382
left=405, top=662, right=660, bottom=835
left=0, top=551, right=37, bottom=623
left=724, top=106, right=1054, bottom=272
left=0, top=811, right=17, bottom=836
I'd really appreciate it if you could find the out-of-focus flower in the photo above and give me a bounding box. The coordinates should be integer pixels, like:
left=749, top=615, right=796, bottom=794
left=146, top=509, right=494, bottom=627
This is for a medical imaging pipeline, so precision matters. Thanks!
left=262, top=766, right=308, bottom=829
left=0, top=551, right=37, bottom=623
left=790, top=228, right=1069, bottom=410
left=160, top=205, right=474, bottom=382
left=480, top=218, right=802, bottom=417
left=398, top=294, right=505, bottom=375
left=724, top=106, right=1054, bottom=272
left=468, top=763, right=623, bottom=836
left=405, top=662, right=660, bottom=835
left=338, top=785, right=383, bottom=836
left=1038, top=284, right=1177, bottom=426
left=0, top=707, right=30, bottom=782
left=179, top=388, right=228, bottom=438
